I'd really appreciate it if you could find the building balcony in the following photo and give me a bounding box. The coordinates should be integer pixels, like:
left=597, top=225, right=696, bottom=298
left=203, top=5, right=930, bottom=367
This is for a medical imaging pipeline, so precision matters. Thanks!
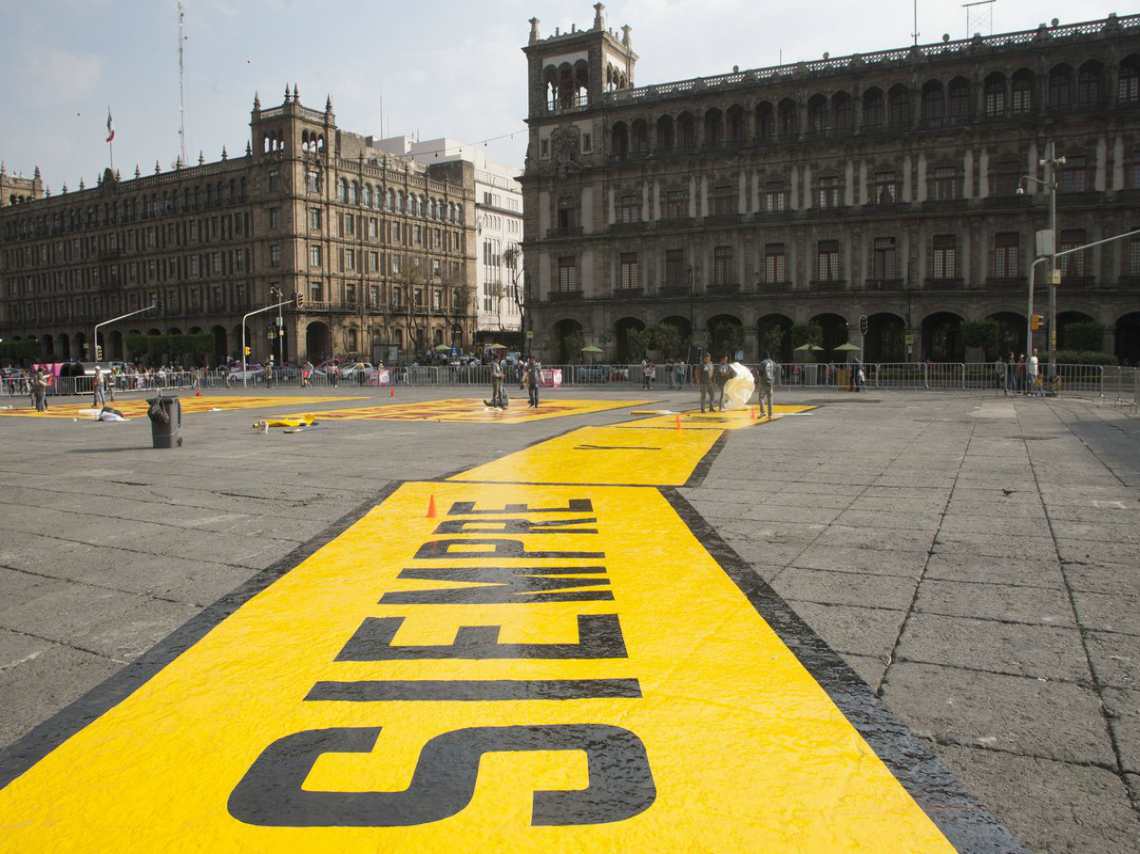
left=545, top=226, right=583, bottom=239
left=986, top=276, right=1027, bottom=287
left=548, top=289, right=584, bottom=303
left=757, top=280, right=793, bottom=292
left=610, top=287, right=644, bottom=299
left=706, top=283, right=741, bottom=296
left=924, top=277, right=964, bottom=290
left=610, top=220, right=647, bottom=234
left=809, top=279, right=847, bottom=290
left=1057, top=191, right=1103, bottom=208
left=864, top=278, right=904, bottom=291
left=658, top=285, right=691, bottom=297
left=703, top=212, right=741, bottom=226
left=1060, top=274, right=1097, bottom=289
left=922, top=197, right=969, bottom=212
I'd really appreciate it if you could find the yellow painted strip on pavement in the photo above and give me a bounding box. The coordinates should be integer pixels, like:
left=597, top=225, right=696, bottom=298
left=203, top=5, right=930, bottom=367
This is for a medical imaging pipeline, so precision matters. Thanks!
left=0, top=396, right=364, bottom=419
left=0, top=480, right=951, bottom=851
left=449, top=424, right=722, bottom=486
left=273, top=398, right=650, bottom=424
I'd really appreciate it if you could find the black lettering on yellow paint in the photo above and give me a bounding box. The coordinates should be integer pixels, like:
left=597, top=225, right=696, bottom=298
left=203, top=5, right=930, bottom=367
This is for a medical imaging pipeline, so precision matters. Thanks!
left=228, top=725, right=655, bottom=827
left=304, top=678, right=641, bottom=702
left=380, top=566, right=613, bottom=605
left=433, top=518, right=599, bottom=535
left=336, top=614, right=627, bottom=660
left=447, top=499, right=593, bottom=515
left=414, top=539, right=604, bottom=560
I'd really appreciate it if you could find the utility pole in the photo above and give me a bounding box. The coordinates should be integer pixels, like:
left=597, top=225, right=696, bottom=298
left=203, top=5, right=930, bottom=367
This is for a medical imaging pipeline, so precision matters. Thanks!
left=1020, top=142, right=1064, bottom=375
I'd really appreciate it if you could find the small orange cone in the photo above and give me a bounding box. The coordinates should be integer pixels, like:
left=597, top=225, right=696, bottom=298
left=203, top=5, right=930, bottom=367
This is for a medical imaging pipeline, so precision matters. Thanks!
left=195, top=387, right=202, bottom=398
left=389, top=385, right=395, bottom=398
left=674, top=414, right=682, bottom=431
left=751, top=405, right=756, bottom=421
left=426, top=495, right=437, bottom=519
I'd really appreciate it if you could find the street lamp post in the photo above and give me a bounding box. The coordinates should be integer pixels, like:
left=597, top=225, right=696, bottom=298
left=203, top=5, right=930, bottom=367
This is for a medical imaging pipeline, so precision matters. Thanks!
left=1019, top=142, right=1065, bottom=375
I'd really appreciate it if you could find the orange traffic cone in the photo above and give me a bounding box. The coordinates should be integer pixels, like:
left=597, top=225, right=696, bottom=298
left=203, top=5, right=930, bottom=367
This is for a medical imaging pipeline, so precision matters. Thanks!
left=426, top=495, right=437, bottom=519
left=389, top=385, right=395, bottom=398
left=750, top=405, right=756, bottom=421
left=195, top=387, right=202, bottom=398
left=674, top=414, right=682, bottom=431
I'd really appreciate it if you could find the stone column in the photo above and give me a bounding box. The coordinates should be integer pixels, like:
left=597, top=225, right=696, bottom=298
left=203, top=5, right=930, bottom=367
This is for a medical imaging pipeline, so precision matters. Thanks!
left=688, top=176, right=697, bottom=218
left=845, top=160, right=855, bottom=207
left=607, top=186, right=616, bottom=224
left=1026, top=142, right=1039, bottom=195
left=978, top=147, right=990, bottom=197
left=700, top=175, right=709, bottom=218
left=1113, top=135, right=1125, bottom=190
left=1095, top=135, right=1108, bottom=191
left=859, top=159, right=868, bottom=205
left=653, top=180, right=661, bottom=220
left=738, top=170, right=747, bottom=215
left=642, top=180, right=650, bottom=221
left=752, top=169, right=760, bottom=213
left=963, top=150, right=974, bottom=199
left=802, top=164, right=812, bottom=209
left=916, top=153, right=928, bottom=203
left=902, top=155, right=913, bottom=202
left=790, top=165, right=800, bottom=209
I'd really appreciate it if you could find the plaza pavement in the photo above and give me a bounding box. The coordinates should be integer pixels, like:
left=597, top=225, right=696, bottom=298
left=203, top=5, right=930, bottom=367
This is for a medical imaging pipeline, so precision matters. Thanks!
left=0, top=384, right=1137, bottom=851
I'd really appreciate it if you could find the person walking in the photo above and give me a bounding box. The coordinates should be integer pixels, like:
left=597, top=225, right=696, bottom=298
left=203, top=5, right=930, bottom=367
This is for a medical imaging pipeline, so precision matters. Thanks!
left=666, top=360, right=675, bottom=390
left=33, top=368, right=49, bottom=412
left=698, top=353, right=715, bottom=413
left=757, top=352, right=776, bottom=418
left=525, top=357, right=541, bottom=408
left=1027, top=348, right=1040, bottom=396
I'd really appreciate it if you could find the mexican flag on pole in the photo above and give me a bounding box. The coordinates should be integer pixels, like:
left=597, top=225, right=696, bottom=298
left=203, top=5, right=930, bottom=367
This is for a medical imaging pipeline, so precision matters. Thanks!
left=105, top=109, right=115, bottom=144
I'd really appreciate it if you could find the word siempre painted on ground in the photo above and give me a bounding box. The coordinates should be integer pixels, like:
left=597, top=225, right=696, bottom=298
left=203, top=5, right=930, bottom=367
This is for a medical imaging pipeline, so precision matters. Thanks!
left=0, top=481, right=955, bottom=851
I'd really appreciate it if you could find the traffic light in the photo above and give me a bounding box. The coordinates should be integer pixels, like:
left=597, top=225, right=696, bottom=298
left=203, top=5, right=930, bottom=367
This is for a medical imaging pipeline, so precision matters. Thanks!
left=295, top=291, right=304, bottom=308
left=243, top=345, right=252, bottom=356
left=1030, top=314, right=1044, bottom=332
left=94, top=344, right=103, bottom=360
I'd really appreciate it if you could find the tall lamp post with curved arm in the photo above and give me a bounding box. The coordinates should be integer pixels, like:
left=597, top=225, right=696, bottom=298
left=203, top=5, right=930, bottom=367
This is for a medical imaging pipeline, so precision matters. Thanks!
left=1018, top=142, right=1065, bottom=376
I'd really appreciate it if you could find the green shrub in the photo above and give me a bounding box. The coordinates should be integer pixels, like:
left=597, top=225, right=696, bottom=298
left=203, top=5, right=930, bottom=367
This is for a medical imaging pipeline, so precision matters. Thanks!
left=1064, top=321, right=1105, bottom=353
left=1054, top=350, right=1118, bottom=366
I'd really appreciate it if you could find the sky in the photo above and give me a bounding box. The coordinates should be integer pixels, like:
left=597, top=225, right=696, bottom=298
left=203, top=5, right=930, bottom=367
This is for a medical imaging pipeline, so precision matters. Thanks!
left=0, top=0, right=1122, bottom=191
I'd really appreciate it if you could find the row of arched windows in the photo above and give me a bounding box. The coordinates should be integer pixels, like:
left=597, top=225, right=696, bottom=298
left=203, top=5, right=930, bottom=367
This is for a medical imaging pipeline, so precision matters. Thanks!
left=300, top=130, right=326, bottom=155
left=333, top=177, right=463, bottom=223
left=610, top=55, right=1140, bottom=158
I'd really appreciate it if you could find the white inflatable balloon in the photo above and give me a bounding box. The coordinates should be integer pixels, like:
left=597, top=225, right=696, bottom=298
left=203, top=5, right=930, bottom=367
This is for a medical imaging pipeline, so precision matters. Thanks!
left=721, top=362, right=755, bottom=410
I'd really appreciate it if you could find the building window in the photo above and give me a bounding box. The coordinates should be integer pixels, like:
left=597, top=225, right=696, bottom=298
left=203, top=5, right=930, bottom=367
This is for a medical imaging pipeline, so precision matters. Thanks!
left=309, top=280, right=323, bottom=302
left=1119, top=61, right=1140, bottom=103
left=1077, top=64, right=1102, bottom=106
left=930, top=235, right=959, bottom=279
left=620, top=253, right=639, bottom=289
left=711, top=245, right=733, bottom=286
left=346, top=215, right=355, bottom=236
left=1011, top=73, right=1034, bottom=113
left=1127, top=235, right=1140, bottom=274
left=873, top=171, right=897, bottom=205
left=871, top=237, right=898, bottom=280
left=664, top=189, right=688, bottom=219
left=815, top=240, right=840, bottom=281
left=368, top=251, right=379, bottom=272
left=665, top=249, right=685, bottom=287
left=269, top=208, right=281, bottom=229
left=816, top=175, right=841, bottom=208
left=269, top=242, right=281, bottom=267
left=991, top=232, right=1020, bottom=278
left=764, top=186, right=787, bottom=211
left=707, top=184, right=735, bottom=216
left=619, top=194, right=640, bottom=223
left=948, top=79, right=970, bottom=119
left=414, top=288, right=423, bottom=307
left=268, top=170, right=280, bottom=193
left=582, top=133, right=593, bottom=153
left=540, top=139, right=550, bottom=158
left=308, top=208, right=322, bottom=230
left=346, top=283, right=357, bottom=305
left=557, top=256, right=577, bottom=291
left=1060, top=155, right=1089, bottom=193
left=368, top=218, right=378, bottom=240
left=392, top=286, right=402, bottom=307
left=990, top=158, right=1022, bottom=196
left=309, top=245, right=321, bottom=267
left=764, top=243, right=786, bottom=283
left=557, top=198, right=579, bottom=231
left=345, top=248, right=356, bottom=271
left=305, top=170, right=320, bottom=193
left=985, top=76, right=1006, bottom=116
left=1059, top=229, right=1088, bottom=277
left=1049, top=66, right=1074, bottom=108
left=930, top=166, right=960, bottom=201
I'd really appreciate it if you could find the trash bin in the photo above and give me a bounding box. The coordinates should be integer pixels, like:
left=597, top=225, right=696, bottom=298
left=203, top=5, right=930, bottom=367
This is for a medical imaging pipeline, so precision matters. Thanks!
left=147, top=396, right=182, bottom=449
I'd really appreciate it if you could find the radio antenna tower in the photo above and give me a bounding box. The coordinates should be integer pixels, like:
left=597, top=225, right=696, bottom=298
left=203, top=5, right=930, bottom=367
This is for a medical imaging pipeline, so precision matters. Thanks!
left=178, top=1, right=188, bottom=167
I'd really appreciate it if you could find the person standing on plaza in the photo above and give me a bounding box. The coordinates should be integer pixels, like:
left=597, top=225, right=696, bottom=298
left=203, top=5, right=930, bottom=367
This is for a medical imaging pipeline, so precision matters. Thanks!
left=757, top=351, right=775, bottom=419
left=525, top=356, right=541, bottom=408
left=1027, top=348, right=1040, bottom=395
left=666, top=360, right=675, bottom=390
left=697, top=353, right=714, bottom=413
left=33, top=368, right=49, bottom=412
left=490, top=355, right=505, bottom=408
left=92, top=365, right=106, bottom=409
left=715, top=355, right=731, bottom=411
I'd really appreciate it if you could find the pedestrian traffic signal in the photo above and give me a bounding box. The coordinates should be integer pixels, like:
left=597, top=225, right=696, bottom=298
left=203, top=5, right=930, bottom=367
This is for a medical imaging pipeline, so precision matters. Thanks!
left=94, top=345, right=103, bottom=360
left=243, top=345, right=252, bottom=356
left=1030, top=314, right=1044, bottom=332
left=295, top=291, right=304, bottom=308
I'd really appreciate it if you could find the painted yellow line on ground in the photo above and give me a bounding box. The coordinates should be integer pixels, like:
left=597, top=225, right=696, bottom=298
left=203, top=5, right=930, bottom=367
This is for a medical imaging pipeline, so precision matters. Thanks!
left=0, top=396, right=365, bottom=419
left=268, top=398, right=651, bottom=424
left=618, top=404, right=815, bottom=431
left=0, top=481, right=951, bottom=851
left=449, top=424, right=722, bottom=486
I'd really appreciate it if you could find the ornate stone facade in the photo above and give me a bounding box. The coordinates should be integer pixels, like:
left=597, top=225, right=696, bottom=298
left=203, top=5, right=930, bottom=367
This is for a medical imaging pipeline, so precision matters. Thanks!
left=521, top=5, right=1140, bottom=364
left=0, top=88, right=477, bottom=365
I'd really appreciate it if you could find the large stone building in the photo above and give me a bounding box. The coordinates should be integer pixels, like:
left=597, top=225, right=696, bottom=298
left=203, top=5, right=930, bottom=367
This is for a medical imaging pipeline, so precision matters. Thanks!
left=0, top=88, right=477, bottom=366
left=374, top=136, right=525, bottom=345
left=520, top=5, right=1140, bottom=365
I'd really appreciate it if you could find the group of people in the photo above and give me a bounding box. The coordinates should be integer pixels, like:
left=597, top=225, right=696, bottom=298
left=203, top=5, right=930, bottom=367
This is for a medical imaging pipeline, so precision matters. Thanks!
left=996, top=349, right=1043, bottom=396
left=697, top=352, right=776, bottom=417
left=489, top=355, right=543, bottom=409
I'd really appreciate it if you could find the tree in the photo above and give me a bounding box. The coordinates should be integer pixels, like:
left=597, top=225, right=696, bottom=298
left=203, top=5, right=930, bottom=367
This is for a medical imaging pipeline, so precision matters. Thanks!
left=503, top=244, right=526, bottom=348
left=759, top=324, right=785, bottom=359
left=790, top=322, right=822, bottom=348
left=1066, top=320, right=1105, bottom=352
left=962, top=320, right=998, bottom=357
left=650, top=323, right=682, bottom=359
